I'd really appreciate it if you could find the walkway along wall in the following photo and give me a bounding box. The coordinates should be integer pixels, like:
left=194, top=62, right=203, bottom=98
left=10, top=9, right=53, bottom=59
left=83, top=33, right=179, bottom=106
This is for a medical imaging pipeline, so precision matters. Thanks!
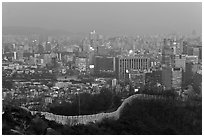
left=31, top=94, right=180, bottom=126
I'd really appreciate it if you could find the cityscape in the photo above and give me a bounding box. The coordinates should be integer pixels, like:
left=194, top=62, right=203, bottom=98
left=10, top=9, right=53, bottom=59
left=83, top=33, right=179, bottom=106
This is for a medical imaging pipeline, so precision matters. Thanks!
left=2, top=2, right=202, bottom=135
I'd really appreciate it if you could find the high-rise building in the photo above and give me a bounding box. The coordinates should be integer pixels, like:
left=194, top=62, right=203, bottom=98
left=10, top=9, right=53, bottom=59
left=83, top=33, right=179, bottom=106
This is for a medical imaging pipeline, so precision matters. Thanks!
left=82, top=38, right=90, bottom=53
left=51, top=57, right=58, bottom=68
left=94, top=56, right=116, bottom=77
left=45, top=42, right=52, bottom=52
left=162, top=66, right=172, bottom=90
left=182, top=41, right=188, bottom=54
left=89, top=30, right=98, bottom=49
left=199, top=47, right=202, bottom=60
left=13, top=52, right=17, bottom=60
left=75, top=57, right=87, bottom=72
left=172, top=68, right=182, bottom=90
left=89, top=30, right=97, bottom=40
left=174, top=55, right=186, bottom=72
left=176, top=42, right=183, bottom=55
left=162, top=66, right=182, bottom=90
left=162, top=39, right=174, bottom=67
left=116, top=55, right=150, bottom=80
left=184, top=62, right=194, bottom=86
left=187, top=46, right=194, bottom=55
left=88, top=51, right=95, bottom=66
left=193, top=47, right=200, bottom=58
left=16, top=45, right=24, bottom=61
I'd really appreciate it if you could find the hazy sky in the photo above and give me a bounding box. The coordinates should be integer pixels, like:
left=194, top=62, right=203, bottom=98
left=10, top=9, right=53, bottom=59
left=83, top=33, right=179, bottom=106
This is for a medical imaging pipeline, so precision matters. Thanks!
left=2, top=2, right=202, bottom=36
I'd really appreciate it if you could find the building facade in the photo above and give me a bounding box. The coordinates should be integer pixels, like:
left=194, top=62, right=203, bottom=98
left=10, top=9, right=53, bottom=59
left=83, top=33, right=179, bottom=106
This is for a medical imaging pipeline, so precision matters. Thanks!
left=174, top=55, right=186, bottom=72
left=116, top=55, right=150, bottom=80
left=162, top=39, right=175, bottom=67
left=75, top=57, right=87, bottom=72
left=162, top=66, right=172, bottom=90
left=171, top=68, right=182, bottom=90
left=94, top=56, right=116, bottom=77
left=162, top=66, right=182, bottom=90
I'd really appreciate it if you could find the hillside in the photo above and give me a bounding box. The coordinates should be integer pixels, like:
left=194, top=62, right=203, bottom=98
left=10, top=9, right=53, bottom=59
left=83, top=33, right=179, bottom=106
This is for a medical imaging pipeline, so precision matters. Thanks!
left=56, top=98, right=201, bottom=135
left=3, top=94, right=201, bottom=135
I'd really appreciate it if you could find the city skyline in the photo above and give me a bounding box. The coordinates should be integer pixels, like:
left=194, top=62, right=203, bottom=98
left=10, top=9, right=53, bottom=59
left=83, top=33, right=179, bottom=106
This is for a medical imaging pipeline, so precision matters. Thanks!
left=2, top=2, right=202, bottom=135
left=3, top=2, right=202, bottom=36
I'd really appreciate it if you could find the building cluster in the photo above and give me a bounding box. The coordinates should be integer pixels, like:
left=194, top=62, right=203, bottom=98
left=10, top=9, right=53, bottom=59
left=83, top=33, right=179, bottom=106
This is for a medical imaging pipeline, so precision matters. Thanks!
left=161, top=38, right=202, bottom=92
left=2, top=30, right=202, bottom=110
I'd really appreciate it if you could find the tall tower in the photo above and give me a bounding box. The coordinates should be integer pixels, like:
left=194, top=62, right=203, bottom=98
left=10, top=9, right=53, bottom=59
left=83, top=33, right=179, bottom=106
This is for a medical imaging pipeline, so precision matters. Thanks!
left=89, top=30, right=98, bottom=49
left=162, top=39, right=174, bottom=67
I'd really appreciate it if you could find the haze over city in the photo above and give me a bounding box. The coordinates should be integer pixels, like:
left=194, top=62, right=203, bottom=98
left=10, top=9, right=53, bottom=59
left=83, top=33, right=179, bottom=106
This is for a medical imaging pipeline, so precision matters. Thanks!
left=2, top=2, right=202, bottom=135
left=3, top=2, right=202, bottom=36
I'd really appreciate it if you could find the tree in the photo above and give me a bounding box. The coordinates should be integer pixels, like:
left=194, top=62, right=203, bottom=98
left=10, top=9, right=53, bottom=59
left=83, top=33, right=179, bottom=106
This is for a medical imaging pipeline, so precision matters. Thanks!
left=3, top=80, right=13, bottom=90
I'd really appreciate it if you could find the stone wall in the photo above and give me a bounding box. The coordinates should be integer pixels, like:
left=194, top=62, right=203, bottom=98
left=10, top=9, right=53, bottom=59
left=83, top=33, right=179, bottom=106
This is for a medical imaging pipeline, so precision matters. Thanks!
left=31, top=94, right=180, bottom=126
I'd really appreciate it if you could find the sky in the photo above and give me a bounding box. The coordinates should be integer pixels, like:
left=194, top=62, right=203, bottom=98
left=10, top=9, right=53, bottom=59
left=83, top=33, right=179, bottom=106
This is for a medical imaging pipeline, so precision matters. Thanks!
left=2, top=2, right=202, bottom=36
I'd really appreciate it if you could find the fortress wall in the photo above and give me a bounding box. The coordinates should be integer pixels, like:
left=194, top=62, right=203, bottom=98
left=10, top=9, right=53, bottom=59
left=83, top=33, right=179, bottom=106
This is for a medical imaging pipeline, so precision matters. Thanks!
left=31, top=94, right=177, bottom=126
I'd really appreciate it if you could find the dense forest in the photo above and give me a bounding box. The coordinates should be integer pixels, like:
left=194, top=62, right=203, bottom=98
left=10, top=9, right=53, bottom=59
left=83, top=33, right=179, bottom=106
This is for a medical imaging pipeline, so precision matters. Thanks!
left=49, top=87, right=122, bottom=116
left=47, top=97, right=202, bottom=135
left=3, top=89, right=202, bottom=135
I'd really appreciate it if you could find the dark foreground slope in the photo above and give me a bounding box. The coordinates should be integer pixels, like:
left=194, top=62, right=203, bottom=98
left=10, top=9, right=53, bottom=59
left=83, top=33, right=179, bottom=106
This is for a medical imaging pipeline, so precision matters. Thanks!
left=3, top=97, right=202, bottom=135
left=56, top=98, right=201, bottom=135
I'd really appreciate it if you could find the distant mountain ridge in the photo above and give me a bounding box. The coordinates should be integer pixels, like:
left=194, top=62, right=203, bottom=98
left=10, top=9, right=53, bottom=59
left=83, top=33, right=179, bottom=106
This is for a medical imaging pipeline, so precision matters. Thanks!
left=2, top=26, right=86, bottom=39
